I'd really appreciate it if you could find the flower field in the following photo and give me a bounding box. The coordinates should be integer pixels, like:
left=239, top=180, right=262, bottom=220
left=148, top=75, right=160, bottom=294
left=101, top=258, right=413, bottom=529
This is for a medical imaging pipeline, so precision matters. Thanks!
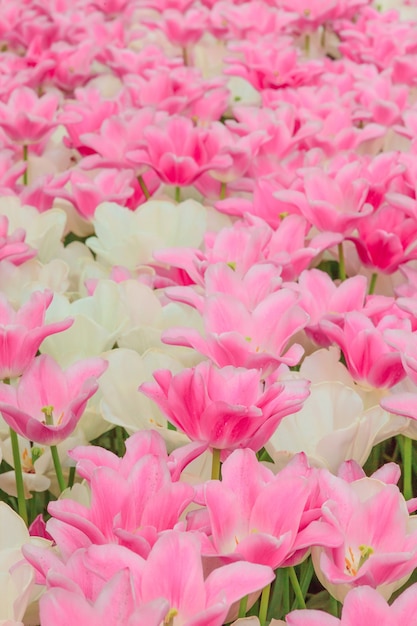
left=2, top=0, right=417, bottom=624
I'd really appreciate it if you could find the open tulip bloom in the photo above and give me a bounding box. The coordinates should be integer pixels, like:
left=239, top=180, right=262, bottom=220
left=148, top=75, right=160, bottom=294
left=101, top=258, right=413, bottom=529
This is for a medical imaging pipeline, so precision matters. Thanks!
left=284, top=583, right=417, bottom=626
left=0, top=354, right=107, bottom=446
left=0, top=290, right=73, bottom=380
left=140, top=360, right=310, bottom=453
left=3, top=0, right=417, bottom=624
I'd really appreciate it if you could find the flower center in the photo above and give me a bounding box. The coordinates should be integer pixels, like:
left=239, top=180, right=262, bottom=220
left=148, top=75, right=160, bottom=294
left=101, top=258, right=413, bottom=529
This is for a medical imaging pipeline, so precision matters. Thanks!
left=41, top=405, right=54, bottom=425
left=22, top=445, right=44, bottom=473
left=41, top=405, right=64, bottom=425
left=164, top=608, right=178, bottom=626
left=344, top=544, right=374, bottom=577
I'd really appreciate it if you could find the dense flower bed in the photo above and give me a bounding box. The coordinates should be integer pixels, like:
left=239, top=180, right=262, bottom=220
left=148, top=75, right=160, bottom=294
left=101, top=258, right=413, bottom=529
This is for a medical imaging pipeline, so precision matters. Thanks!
left=1, top=0, right=417, bottom=624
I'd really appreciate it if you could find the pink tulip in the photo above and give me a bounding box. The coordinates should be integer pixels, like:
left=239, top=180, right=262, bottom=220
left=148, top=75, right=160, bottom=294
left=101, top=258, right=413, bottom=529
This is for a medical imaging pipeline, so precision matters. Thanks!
left=225, top=37, right=323, bottom=91
left=210, top=1, right=291, bottom=40
left=33, top=532, right=274, bottom=626
left=142, top=6, right=209, bottom=48
left=295, top=270, right=368, bottom=347
left=312, top=475, right=417, bottom=601
left=275, top=162, right=373, bottom=235
left=285, top=583, right=417, bottom=626
left=320, top=311, right=407, bottom=389
left=166, top=262, right=283, bottom=314
left=188, top=449, right=341, bottom=569
left=79, top=109, right=162, bottom=172
left=299, top=108, right=385, bottom=158
left=0, top=86, right=59, bottom=144
left=42, top=588, right=168, bottom=626
left=0, top=290, right=73, bottom=380
left=69, top=429, right=170, bottom=483
left=89, top=0, right=134, bottom=15
left=144, top=0, right=195, bottom=11
left=278, top=0, right=339, bottom=30
left=137, top=531, right=275, bottom=626
left=198, top=122, right=266, bottom=184
left=215, top=176, right=286, bottom=228
left=0, top=215, right=36, bottom=266
left=362, top=152, right=405, bottom=211
left=29, top=514, right=53, bottom=541
left=123, top=66, right=227, bottom=122
left=122, top=74, right=180, bottom=117
left=349, top=204, right=417, bottom=274
left=0, top=149, right=27, bottom=192
left=354, top=74, right=408, bottom=128
left=337, top=460, right=402, bottom=487
left=380, top=330, right=417, bottom=420
left=155, top=216, right=272, bottom=287
left=45, top=41, right=98, bottom=93
left=55, top=169, right=137, bottom=220
left=0, top=51, right=52, bottom=97
left=127, top=116, right=232, bottom=187
left=35, top=543, right=170, bottom=626
left=338, top=10, right=412, bottom=71
left=226, top=105, right=319, bottom=177
left=59, top=88, right=120, bottom=155
left=140, top=360, right=309, bottom=452
left=265, top=215, right=343, bottom=281
left=393, top=54, right=417, bottom=86
left=0, top=354, right=107, bottom=445
left=105, top=44, right=181, bottom=80
left=162, top=289, right=309, bottom=372
left=45, top=442, right=194, bottom=557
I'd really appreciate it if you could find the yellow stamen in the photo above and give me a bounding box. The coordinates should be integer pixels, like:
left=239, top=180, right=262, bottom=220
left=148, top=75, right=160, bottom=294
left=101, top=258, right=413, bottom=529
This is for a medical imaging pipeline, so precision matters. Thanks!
left=345, top=546, right=357, bottom=576
left=164, top=608, right=178, bottom=626
left=345, top=545, right=374, bottom=577
left=22, top=448, right=34, bottom=474
left=358, top=544, right=374, bottom=569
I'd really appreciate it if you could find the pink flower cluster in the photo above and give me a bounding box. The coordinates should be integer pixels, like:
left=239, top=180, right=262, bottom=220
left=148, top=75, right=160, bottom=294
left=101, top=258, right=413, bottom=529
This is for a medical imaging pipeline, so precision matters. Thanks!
left=25, top=433, right=417, bottom=625
left=1, top=0, right=417, bottom=624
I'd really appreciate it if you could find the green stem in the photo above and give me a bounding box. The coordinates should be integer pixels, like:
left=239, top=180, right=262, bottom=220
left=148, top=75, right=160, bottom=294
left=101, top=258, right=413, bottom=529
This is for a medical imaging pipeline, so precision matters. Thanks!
left=390, top=439, right=400, bottom=464
left=67, top=465, right=76, bottom=489
left=50, top=445, right=66, bottom=493
left=291, top=558, right=314, bottom=611
left=268, top=568, right=284, bottom=620
left=28, top=491, right=37, bottom=524
left=282, top=568, right=290, bottom=616
left=220, top=181, right=227, bottom=200
left=366, top=443, right=381, bottom=475
left=299, top=558, right=314, bottom=595
left=211, top=448, right=221, bottom=480
left=259, top=583, right=271, bottom=626
left=288, top=566, right=306, bottom=609
left=23, top=144, right=28, bottom=186
left=338, top=242, right=346, bottom=281
left=321, top=24, right=326, bottom=48
left=305, top=33, right=310, bottom=55
left=329, top=595, right=340, bottom=618
left=182, top=46, right=189, bottom=66
left=238, top=595, right=248, bottom=619
left=368, top=272, right=378, bottom=295
left=9, top=428, right=28, bottom=524
left=402, top=435, right=413, bottom=501
left=42, top=406, right=66, bottom=493
left=175, top=186, right=181, bottom=203
left=115, top=425, right=126, bottom=457
left=137, top=175, right=150, bottom=200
